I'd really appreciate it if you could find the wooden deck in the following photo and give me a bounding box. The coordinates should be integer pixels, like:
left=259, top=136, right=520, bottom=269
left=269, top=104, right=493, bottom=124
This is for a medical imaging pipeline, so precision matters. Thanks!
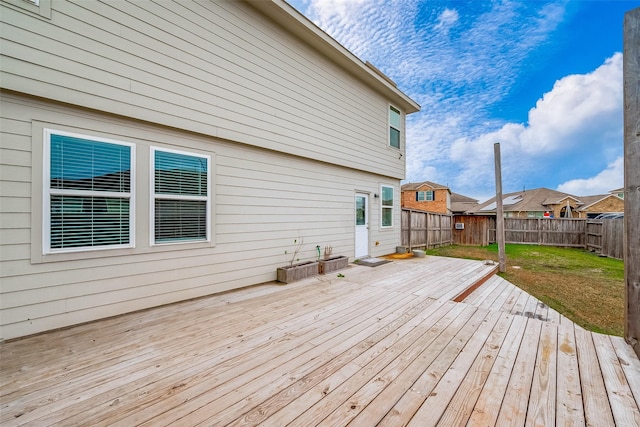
left=1, top=256, right=639, bottom=426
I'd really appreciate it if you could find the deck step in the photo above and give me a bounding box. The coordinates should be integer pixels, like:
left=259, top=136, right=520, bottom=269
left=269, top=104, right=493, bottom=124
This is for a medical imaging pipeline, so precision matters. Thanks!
left=451, top=263, right=499, bottom=302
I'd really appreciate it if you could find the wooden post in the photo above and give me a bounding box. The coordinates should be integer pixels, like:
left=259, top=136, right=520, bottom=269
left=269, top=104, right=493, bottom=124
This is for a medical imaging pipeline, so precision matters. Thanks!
left=494, top=143, right=506, bottom=272
left=624, top=8, right=640, bottom=357
left=408, top=210, right=412, bottom=252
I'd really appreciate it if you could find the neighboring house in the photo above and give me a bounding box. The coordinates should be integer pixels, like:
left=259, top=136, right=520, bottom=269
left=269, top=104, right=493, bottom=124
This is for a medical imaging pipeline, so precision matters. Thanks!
left=574, top=193, right=625, bottom=218
left=401, top=181, right=452, bottom=214
left=450, top=193, right=480, bottom=215
left=469, top=187, right=624, bottom=219
left=0, top=0, right=419, bottom=340
left=610, top=188, right=625, bottom=199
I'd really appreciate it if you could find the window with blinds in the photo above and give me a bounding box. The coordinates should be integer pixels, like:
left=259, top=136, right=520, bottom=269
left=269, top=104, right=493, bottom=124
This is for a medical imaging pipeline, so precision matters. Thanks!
left=44, top=130, right=134, bottom=253
left=152, top=148, right=210, bottom=244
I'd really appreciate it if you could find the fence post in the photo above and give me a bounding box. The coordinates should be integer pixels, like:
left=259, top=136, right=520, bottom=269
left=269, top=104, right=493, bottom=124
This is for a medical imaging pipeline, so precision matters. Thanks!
left=426, top=212, right=430, bottom=249
left=494, top=143, right=506, bottom=272
left=407, top=210, right=412, bottom=252
left=537, top=218, right=541, bottom=245
left=584, top=219, right=588, bottom=249
left=624, top=7, right=640, bottom=357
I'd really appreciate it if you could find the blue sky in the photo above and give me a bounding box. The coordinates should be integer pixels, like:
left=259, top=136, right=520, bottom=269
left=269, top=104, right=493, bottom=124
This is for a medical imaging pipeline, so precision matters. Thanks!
left=286, top=0, right=634, bottom=202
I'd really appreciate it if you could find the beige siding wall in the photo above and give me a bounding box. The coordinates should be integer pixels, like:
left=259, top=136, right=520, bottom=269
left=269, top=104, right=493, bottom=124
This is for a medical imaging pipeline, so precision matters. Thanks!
left=0, top=93, right=402, bottom=340
left=0, top=0, right=408, bottom=180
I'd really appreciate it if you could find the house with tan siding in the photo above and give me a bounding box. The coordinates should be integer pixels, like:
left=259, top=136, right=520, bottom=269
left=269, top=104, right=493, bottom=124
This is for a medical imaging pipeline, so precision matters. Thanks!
left=0, top=0, right=419, bottom=340
left=609, top=187, right=625, bottom=199
left=575, top=193, right=625, bottom=218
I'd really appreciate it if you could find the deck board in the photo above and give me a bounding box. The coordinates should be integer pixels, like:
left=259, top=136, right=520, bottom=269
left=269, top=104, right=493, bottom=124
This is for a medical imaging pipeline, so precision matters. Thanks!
left=429, top=312, right=514, bottom=426
left=495, top=318, right=543, bottom=426
left=611, top=336, right=640, bottom=407
left=592, top=333, right=640, bottom=426
left=467, top=314, right=529, bottom=426
left=525, top=321, right=558, bottom=426
left=1, top=256, right=638, bottom=426
left=555, top=319, right=586, bottom=426
left=575, top=325, right=617, bottom=426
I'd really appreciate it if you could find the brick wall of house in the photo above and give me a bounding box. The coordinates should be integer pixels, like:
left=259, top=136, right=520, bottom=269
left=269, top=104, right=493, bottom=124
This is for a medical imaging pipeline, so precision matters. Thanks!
left=401, top=189, right=450, bottom=213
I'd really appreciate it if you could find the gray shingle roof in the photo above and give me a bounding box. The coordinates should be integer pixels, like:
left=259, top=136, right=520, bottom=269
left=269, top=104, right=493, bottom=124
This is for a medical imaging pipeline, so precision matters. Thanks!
left=401, top=181, right=449, bottom=191
left=450, top=192, right=480, bottom=214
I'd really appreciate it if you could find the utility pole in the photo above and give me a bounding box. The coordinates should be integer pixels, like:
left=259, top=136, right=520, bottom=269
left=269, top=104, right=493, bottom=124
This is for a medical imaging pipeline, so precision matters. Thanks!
left=494, top=143, right=506, bottom=273
left=623, top=7, right=639, bottom=358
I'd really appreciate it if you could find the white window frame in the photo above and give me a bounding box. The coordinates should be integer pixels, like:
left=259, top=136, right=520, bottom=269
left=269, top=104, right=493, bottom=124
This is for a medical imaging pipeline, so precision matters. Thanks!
left=389, top=105, right=401, bottom=149
left=381, top=185, right=394, bottom=228
left=150, top=147, right=211, bottom=246
left=4, top=0, right=50, bottom=18
left=43, top=129, right=135, bottom=254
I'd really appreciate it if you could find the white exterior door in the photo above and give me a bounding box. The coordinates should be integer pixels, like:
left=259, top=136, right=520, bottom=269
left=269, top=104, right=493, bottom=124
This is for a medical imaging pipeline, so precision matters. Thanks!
left=355, top=193, right=369, bottom=258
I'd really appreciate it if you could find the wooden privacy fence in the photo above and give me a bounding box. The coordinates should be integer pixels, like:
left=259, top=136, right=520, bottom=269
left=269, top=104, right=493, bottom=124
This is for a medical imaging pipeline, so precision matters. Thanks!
left=452, top=215, right=491, bottom=246
left=488, top=218, right=587, bottom=248
left=402, top=213, right=624, bottom=259
left=401, top=209, right=452, bottom=249
left=482, top=217, right=623, bottom=259
left=586, top=219, right=625, bottom=259
left=431, top=215, right=624, bottom=259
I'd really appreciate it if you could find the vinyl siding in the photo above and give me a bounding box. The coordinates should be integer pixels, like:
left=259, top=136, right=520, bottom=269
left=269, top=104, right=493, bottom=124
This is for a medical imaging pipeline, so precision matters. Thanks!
left=0, top=0, right=412, bottom=180
left=0, top=93, right=402, bottom=339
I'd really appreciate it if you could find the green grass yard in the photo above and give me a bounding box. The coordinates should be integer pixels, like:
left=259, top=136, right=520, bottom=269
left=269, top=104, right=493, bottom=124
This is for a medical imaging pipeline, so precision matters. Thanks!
left=424, top=244, right=625, bottom=336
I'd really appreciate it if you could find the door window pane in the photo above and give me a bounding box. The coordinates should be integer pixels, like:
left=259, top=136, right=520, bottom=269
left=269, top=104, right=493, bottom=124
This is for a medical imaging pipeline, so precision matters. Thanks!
left=356, top=196, right=366, bottom=225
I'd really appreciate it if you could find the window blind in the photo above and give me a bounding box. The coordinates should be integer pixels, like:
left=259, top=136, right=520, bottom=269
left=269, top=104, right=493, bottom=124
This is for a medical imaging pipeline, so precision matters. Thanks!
left=153, top=149, right=209, bottom=243
left=48, top=133, right=132, bottom=250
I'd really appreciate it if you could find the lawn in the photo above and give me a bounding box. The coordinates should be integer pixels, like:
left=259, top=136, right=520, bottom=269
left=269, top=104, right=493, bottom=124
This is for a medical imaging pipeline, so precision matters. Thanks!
left=424, top=244, right=625, bottom=336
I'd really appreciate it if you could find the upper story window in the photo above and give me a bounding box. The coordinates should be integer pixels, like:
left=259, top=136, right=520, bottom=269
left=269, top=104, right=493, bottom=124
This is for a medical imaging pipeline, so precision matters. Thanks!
left=389, top=106, right=401, bottom=149
left=151, top=148, right=210, bottom=245
left=416, top=191, right=434, bottom=201
left=44, top=130, right=134, bottom=253
left=381, top=185, right=394, bottom=227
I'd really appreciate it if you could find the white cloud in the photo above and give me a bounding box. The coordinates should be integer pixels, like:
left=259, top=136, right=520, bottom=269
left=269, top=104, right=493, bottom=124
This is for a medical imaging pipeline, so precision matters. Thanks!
left=434, top=8, right=459, bottom=32
left=292, top=1, right=623, bottom=199
left=304, top=0, right=406, bottom=61
left=519, top=53, right=623, bottom=154
left=556, top=157, right=623, bottom=196
left=306, top=0, right=367, bottom=19
left=445, top=53, right=623, bottom=195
